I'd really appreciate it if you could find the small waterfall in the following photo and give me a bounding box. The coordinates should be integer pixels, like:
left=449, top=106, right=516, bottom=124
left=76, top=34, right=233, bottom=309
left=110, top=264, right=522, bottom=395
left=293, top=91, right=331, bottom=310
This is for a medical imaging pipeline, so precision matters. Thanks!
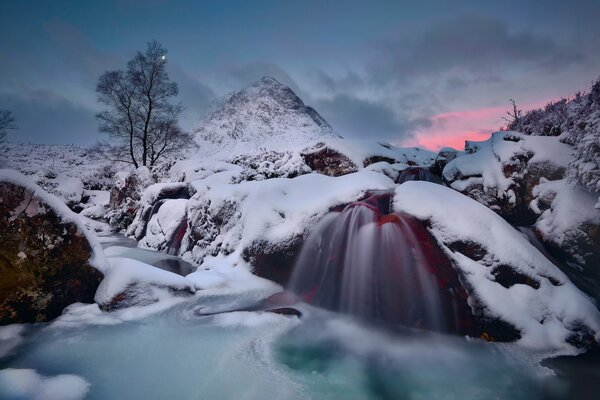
left=167, top=218, right=187, bottom=256
left=397, top=167, right=443, bottom=185
left=287, top=191, right=471, bottom=334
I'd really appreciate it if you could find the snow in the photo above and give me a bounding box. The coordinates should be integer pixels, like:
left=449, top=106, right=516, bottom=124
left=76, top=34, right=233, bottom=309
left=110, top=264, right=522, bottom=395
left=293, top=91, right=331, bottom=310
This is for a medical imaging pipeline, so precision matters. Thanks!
left=303, top=138, right=436, bottom=168
left=535, top=179, right=600, bottom=246
left=139, top=198, right=188, bottom=250
left=33, top=172, right=84, bottom=206
left=0, top=369, right=90, bottom=400
left=443, top=131, right=571, bottom=196
left=182, top=170, right=396, bottom=263
left=194, top=77, right=339, bottom=159
left=79, top=189, right=110, bottom=219
left=0, top=142, right=111, bottom=183
left=95, top=256, right=195, bottom=305
left=0, top=169, right=109, bottom=273
left=394, top=181, right=600, bottom=352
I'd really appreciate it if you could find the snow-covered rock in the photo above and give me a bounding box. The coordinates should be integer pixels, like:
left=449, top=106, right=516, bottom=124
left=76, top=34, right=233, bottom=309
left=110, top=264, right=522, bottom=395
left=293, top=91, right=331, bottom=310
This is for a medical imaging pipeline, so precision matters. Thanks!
left=394, top=181, right=600, bottom=352
left=107, top=167, right=156, bottom=230
left=301, top=139, right=435, bottom=177
left=443, top=131, right=570, bottom=224
left=130, top=170, right=395, bottom=272
left=534, top=179, right=600, bottom=295
left=194, top=76, right=339, bottom=158
left=0, top=169, right=107, bottom=323
left=96, top=257, right=195, bottom=311
left=32, top=171, right=84, bottom=210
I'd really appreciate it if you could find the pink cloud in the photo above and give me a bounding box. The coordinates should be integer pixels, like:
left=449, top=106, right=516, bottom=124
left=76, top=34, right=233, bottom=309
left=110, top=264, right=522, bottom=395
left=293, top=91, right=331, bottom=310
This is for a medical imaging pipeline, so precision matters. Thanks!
left=403, top=100, right=551, bottom=151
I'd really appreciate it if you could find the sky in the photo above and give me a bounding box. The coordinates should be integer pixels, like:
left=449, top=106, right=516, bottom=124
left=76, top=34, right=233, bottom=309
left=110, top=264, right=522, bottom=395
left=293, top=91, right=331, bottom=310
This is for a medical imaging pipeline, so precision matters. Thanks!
left=1, top=0, right=599, bottom=150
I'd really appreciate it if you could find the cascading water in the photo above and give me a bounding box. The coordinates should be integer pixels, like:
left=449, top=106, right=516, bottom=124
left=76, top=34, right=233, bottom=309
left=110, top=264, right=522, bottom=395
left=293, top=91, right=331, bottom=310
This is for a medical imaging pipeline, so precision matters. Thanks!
left=397, top=166, right=444, bottom=185
left=287, top=190, right=473, bottom=334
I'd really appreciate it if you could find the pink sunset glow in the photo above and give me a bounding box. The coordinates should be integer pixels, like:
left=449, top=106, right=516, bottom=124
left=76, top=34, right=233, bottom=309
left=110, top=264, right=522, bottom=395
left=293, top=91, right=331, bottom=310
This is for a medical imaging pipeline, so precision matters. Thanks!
left=404, top=101, right=549, bottom=151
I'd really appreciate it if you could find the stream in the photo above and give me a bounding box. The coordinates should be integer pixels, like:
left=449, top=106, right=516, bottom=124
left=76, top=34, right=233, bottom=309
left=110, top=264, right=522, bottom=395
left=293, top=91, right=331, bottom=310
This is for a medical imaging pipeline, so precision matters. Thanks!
left=0, top=233, right=598, bottom=399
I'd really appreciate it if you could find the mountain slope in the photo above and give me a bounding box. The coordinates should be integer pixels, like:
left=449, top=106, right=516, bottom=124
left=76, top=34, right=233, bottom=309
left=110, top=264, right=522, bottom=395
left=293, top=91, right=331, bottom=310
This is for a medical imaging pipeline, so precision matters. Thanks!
left=194, top=77, right=340, bottom=158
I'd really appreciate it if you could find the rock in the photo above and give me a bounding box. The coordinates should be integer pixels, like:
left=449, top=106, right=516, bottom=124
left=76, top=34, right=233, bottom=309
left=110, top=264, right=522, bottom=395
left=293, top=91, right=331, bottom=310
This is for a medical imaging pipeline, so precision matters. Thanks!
left=98, top=282, right=194, bottom=312
left=430, top=147, right=461, bottom=176
left=108, top=167, right=155, bottom=230
left=0, top=170, right=105, bottom=324
left=443, top=132, right=570, bottom=225
left=109, top=167, right=154, bottom=210
left=95, top=257, right=195, bottom=312
left=301, top=144, right=358, bottom=177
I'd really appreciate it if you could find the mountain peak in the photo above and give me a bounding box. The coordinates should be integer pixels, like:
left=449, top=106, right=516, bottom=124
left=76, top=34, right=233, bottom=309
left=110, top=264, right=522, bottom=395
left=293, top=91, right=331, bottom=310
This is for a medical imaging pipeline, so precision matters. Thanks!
left=194, top=78, right=339, bottom=158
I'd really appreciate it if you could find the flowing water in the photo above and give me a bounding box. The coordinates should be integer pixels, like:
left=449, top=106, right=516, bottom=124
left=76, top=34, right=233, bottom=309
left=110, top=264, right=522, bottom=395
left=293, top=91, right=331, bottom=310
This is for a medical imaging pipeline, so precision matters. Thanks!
left=0, top=225, right=598, bottom=398
left=288, top=191, right=472, bottom=334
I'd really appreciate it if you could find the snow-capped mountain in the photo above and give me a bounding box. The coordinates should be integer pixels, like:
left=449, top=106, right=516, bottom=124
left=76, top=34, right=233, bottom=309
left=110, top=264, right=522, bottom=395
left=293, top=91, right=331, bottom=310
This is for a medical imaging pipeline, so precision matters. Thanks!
left=194, top=76, right=340, bottom=158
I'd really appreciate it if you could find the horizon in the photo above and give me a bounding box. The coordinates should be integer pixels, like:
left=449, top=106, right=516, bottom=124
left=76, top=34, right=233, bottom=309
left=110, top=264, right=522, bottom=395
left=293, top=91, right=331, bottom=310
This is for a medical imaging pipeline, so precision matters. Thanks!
left=1, top=0, right=599, bottom=151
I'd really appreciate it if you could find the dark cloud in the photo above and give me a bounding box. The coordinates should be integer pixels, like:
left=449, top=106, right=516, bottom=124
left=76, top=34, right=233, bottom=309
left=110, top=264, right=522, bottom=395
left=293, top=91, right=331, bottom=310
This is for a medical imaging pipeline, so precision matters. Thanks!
left=315, top=94, right=430, bottom=141
left=370, top=15, right=587, bottom=83
left=0, top=90, right=99, bottom=145
left=44, top=18, right=122, bottom=86
left=167, top=64, right=216, bottom=129
left=311, top=70, right=365, bottom=93
left=222, top=62, right=304, bottom=96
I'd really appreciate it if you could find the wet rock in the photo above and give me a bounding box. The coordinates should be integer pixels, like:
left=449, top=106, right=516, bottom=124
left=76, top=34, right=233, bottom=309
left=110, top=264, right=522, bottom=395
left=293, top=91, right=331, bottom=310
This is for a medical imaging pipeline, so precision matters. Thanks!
left=0, top=173, right=104, bottom=324
left=99, top=282, right=194, bottom=312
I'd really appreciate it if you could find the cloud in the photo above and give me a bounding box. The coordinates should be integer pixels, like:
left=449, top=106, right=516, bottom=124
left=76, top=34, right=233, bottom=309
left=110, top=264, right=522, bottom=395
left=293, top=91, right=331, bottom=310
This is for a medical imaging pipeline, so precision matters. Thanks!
left=370, top=14, right=587, bottom=84
left=166, top=64, right=216, bottom=129
left=44, top=18, right=122, bottom=86
left=220, top=62, right=305, bottom=96
left=0, top=90, right=100, bottom=145
left=314, top=94, right=430, bottom=141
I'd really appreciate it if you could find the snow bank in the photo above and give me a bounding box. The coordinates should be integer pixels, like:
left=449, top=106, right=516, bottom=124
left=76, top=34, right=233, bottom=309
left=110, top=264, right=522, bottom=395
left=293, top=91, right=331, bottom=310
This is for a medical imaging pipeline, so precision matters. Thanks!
left=95, top=256, right=195, bottom=305
left=444, top=131, right=570, bottom=196
left=0, top=368, right=90, bottom=400
left=0, top=169, right=109, bottom=273
left=394, top=181, right=600, bottom=352
left=183, top=170, right=396, bottom=262
left=303, top=138, right=436, bottom=168
left=535, top=180, right=600, bottom=247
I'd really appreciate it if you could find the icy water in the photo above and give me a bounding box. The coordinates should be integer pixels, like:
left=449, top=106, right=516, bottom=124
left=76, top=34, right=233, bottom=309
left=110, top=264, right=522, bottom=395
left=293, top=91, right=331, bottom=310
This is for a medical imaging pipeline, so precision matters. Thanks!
left=0, top=234, right=598, bottom=399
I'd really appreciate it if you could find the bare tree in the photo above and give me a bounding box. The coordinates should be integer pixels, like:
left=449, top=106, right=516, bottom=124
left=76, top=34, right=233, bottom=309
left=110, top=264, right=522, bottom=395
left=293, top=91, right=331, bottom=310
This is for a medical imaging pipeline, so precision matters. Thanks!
left=96, top=41, right=191, bottom=167
left=502, top=99, right=523, bottom=131
left=0, top=110, right=17, bottom=143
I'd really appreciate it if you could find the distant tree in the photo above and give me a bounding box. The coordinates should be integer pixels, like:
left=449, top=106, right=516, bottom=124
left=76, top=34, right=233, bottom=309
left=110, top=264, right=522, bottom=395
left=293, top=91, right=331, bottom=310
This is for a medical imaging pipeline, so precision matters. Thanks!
left=0, top=110, right=17, bottom=143
left=502, top=99, right=523, bottom=131
left=96, top=40, right=191, bottom=168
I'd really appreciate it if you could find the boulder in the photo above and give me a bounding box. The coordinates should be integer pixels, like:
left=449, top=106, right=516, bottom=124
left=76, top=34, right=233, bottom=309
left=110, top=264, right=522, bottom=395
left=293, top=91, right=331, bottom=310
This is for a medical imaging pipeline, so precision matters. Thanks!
left=0, top=170, right=105, bottom=324
left=430, top=147, right=461, bottom=176
left=301, top=144, right=358, bottom=177
left=108, top=167, right=155, bottom=230
left=109, top=167, right=154, bottom=210
left=443, top=132, right=570, bottom=225
left=95, top=257, right=195, bottom=312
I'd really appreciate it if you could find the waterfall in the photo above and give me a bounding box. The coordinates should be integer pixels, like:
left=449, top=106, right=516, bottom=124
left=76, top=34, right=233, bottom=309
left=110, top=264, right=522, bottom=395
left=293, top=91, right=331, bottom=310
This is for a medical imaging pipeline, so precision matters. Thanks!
left=287, top=191, right=471, bottom=334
